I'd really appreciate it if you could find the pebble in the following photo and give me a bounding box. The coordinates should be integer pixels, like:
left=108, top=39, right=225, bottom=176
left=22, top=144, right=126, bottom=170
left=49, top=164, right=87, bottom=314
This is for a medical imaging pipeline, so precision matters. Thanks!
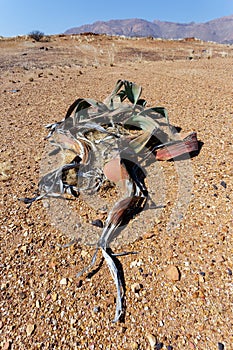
left=36, top=300, right=41, bottom=308
left=21, top=245, right=27, bottom=253
left=198, top=275, right=205, bottom=283
left=19, top=292, right=27, bottom=300
left=70, top=317, right=76, bottom=326
left=130, top=259, right=143, bottom=268
left=166, top=266, right=180, bottom=281
left=220, top=181, right=227, bottom=188
left=81, top=250, right=89, bottom=258
left=26, top=323, right=35, bottom=336
left=91, top=219, right=103, bottom=228
left=93, top=306, right=100, bottom=313
left=77, top=280, right=82, bottom=288
left=51, top=292, right=58, bottom=301
left=2, top=341, right=12, bottom=350
left=131, top=283, right=142, bottom=293
left=218, top=343, right=224, bottom=350
left=227, top=268, right=232, bottom=276
left=131, top=341, right=139, bottom=349
left=215, top=255, right=225, bottom=263
left=167, top=346, right=173, bottom=350
left=155, top=343, right=163, bottom=349
left=146, top=333, right=157, bottom=348
left=60, top=278, right=67, bottom=285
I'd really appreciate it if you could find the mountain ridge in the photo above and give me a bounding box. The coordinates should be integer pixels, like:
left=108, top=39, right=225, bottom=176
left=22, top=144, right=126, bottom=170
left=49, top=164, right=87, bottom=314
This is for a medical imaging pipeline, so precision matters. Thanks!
left=64, top=15, right=233, bottom=43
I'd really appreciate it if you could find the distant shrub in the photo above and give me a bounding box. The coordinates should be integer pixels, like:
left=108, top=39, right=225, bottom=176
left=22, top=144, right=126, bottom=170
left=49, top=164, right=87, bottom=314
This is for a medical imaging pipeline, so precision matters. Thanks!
left=28, top=30, right=44, bottom=42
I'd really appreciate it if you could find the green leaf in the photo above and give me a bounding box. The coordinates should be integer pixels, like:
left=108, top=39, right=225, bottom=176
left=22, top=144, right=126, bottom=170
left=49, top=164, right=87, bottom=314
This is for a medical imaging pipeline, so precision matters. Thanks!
left=65, top=98, right=90, bottom=119
left=124, top=114, right=159, bottom=133
left=131, top=82, right=142, bottom=105
left=151, top=107, right=170, bottom=126
left=124, top=81, right=142, bottom=105
left=129, top=131, right=152, bottom=153
left=104, top=80, right=125, bottom=109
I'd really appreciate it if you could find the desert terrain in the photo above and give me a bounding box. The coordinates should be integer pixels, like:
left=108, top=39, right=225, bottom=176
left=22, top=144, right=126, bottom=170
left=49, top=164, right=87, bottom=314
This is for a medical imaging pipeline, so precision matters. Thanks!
left=0, top=34, right=233, bottom=349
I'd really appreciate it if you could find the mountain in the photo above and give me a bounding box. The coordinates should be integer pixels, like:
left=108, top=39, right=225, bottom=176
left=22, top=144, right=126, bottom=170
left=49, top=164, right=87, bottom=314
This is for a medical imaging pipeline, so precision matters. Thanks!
left=64, top=15, right=233, bottom=44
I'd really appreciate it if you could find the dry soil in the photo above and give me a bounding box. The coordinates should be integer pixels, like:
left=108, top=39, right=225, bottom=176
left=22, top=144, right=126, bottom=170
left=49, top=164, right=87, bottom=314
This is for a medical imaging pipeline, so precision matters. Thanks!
left=0, top=34, right=233, bottom=350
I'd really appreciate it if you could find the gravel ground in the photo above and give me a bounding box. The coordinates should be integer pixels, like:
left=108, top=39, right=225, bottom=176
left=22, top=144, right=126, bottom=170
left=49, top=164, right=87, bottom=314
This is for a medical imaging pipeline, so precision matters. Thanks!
left=0, top=35, right=233, bottom=349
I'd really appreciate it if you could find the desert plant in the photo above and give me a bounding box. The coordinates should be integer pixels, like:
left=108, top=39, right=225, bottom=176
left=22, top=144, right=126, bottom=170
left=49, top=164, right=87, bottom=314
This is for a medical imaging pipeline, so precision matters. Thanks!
left=108, top=43, right=116, bottom=66
left=20, top=80, right=198, bottom=323
left=28, top=30, right=44, bottom=42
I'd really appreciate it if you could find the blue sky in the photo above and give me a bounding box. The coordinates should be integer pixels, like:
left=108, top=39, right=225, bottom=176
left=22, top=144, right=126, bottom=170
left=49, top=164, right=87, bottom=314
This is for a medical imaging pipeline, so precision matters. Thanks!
left=1, top=0, right=233, bottom=37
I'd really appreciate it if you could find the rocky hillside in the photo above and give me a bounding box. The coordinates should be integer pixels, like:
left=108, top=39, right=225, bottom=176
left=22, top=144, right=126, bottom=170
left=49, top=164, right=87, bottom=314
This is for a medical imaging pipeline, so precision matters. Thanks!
left=64, top=15, right=233, bottom=43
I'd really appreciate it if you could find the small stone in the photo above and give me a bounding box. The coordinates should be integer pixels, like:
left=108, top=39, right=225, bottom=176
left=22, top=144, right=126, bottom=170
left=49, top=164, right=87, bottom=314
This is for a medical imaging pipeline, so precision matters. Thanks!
left=19, top=291, right=27, bottom=300
left=49, top=259, right=57, bottom=270
left=34, top=155, right=41, bottom=162
left=0, top=161, right=12, bottom=181
left=192, top=291, right=199, bottom=299
left=0, top=321, right=3, bottom=329
left=146, top=333, right=157, bottom=348
left=131, top=283, right=142, bottom=293
left=220, top=181, right=227, bottom=189
left=77, top=280, right=82, bottom=288
left=130, top=259, right=143, bottom=268
left=227, top=268, right=232, bottom=276
left=199, top=290, right=205, bottom=299
left=91, top=219, right=103, bottom=228
left=218, top=343, right=224, bottom=350
left=198, top=275, right=205, bottom=283
left=3, top=341, right=12, bottom=350
left=81, top=250, right=89, bottom=258
left=131, top=341, right=139, bottom=350
left=21, top=245, right=27, bottom=253
left=70, top=317, right=76, bottom=326
left=51, top=292, right=58, bottom=301
left=155, top=343, right=163, bottom=350
left=166, top=266, right=180, bottom=281
left=26, top=323, right=35, bottom=336
left=60, top=278, right=67, bottom=285
left=36, top=300, right=41, bottom=308
left=215, top=255, right=225, bottom=263
left=167, top=346, right=173, bottom=350
left=93, top=306, right=100, bottom=313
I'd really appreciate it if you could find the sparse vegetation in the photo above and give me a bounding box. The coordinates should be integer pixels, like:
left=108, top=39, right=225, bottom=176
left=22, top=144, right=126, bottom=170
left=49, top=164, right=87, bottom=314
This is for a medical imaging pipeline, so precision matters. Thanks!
left=107, top=43, right=116, bottom=66
left=28, top=30, right=44, bottom=42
